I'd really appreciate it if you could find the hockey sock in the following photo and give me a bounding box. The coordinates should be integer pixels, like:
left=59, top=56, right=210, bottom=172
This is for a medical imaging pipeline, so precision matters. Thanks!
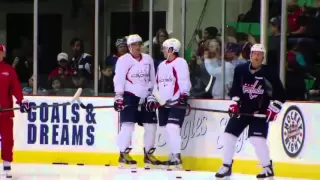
left=250, top=136, right=271, bottom=167
left=166, top=123, right=181, bottom=154
left=3, top=161, right=10, bottom=167
left=117, top=122, right=135, bottom=152
left=222, top=133, right=237, bottom=165
left=143, top=123, right=157, bottom=152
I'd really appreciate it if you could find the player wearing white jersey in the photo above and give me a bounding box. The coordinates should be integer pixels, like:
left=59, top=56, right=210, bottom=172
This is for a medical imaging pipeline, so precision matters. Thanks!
left=113, top=34, right=161, bottom=169
left=146, top=38, right=191, bottom=169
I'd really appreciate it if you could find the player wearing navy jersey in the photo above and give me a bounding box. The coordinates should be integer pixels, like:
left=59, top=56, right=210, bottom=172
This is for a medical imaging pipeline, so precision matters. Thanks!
left=215, top=44, right=285, bottom=180
left=146, top=38, right=191, bottom=169
left=113, top=34, right=161, bottom=169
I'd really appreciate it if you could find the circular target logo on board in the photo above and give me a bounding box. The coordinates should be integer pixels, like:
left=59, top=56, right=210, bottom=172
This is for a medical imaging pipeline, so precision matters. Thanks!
left=281, top=105, right=305, bottom=158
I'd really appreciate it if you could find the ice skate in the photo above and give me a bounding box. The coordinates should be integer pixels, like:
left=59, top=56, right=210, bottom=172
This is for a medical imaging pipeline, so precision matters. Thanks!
left=257, top=161, right=274, bottom=180
left=118, top=148, right=137, bottom=170
left=144, top=148, right=162, bottom=170
left=163, top=153, right=183, bottom=170
left=215, top=161, right=233, bottom=180
left=3, top=165, right=12, bottom=179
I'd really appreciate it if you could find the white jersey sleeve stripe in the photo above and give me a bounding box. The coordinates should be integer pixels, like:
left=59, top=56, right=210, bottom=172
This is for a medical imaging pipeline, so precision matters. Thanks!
left=126, top=66, right=133, bottom=84
left=149, top=60, right=156, bottom=91
left=174, top=59, right=191, bottom=95
left=172, top=67, right=179, bottom=96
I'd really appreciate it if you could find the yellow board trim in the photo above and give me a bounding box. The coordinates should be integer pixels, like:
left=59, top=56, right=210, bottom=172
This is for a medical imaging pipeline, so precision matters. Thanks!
left=9, top=151, right=320, bottom=179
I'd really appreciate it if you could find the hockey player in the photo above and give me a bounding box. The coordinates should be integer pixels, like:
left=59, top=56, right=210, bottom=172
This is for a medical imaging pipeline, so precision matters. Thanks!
left=215, top=44, right=286, bottom=180
left=113, top=34, right=161, bottom=169
left=146, top=38, right=191, bottom=169
left=0, top=44, right=31, bottom=178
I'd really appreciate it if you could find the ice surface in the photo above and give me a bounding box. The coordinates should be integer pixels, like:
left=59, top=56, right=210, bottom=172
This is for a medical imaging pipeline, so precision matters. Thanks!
left=0, top=164, right=311, bottom=180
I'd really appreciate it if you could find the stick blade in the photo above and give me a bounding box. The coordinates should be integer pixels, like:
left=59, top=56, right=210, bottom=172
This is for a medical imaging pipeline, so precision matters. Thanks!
left=152, top=90, right=166, bottom=106
left=205, top=76, right=214, bottom=92
left=71, top=88, right=83, bottom=103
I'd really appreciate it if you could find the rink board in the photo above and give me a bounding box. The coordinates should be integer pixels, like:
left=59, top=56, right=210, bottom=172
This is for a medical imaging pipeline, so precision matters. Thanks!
left=8, top=96, right=320, bottom=179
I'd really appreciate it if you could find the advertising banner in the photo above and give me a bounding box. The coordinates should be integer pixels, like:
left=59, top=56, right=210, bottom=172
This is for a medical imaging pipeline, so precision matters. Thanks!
left=14, top=96, right=119, bottom=153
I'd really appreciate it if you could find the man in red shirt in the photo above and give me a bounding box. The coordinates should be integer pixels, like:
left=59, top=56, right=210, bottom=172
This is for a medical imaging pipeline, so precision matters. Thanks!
left=288, top=1, right=303, bottom=33
left=0, top=44, right=30, bottom=177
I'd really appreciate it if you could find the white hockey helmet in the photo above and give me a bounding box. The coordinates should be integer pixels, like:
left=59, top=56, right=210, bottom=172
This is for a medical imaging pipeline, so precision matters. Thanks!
left=251, top=44, right=265, bottom=53
left=127, top=34, right=143, bottom=45
left=162, top=38, right=181, bottom=53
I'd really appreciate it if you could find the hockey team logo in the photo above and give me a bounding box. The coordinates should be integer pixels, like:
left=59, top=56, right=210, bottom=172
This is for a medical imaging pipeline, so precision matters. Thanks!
left=242, top=80, right=264, bottom=99
left=158, top=76, right=174, bottom=87
left=281, top=105, right=305, bottom=158
left=131, top=70, right=150, bottom=82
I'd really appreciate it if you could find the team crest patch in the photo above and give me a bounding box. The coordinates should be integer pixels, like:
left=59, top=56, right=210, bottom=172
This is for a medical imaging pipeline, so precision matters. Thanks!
left=242, top=80, right=264, bottom=99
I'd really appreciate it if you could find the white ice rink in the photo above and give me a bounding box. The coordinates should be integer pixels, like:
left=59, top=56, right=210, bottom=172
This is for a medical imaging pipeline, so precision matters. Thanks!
left=0, top=164, right=311, bottom=180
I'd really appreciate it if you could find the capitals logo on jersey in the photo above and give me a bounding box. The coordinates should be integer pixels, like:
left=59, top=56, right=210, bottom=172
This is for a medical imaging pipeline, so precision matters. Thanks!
left=130, top=64, right=151, bottom=84
left=158, top=75, right=174, bottom=87
left=242, top=80, right=264, bottom=99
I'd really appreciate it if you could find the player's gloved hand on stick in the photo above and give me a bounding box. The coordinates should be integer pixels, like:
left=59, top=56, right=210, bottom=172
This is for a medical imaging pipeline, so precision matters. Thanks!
left=18, top=100, right=31, bottom=113
left=145, top=95, right=159, bottom=112
left=178, top=93, right=189, bottom=105
left=228, top=97, right=240, bottom=118
left=266, top=100, right=282, bottom=122
left=114, top=94, right=125, bottom=112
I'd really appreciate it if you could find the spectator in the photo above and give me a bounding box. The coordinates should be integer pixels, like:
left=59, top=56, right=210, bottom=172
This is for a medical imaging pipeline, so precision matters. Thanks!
left=47, top=76, right=63, bottom=95
left=189, top=52, right=213, bottom=98
left=196, top=26, right=218, bottom=57
left=22, top=75, right=47, bottom=95
left=204, top=39, right=235, bottom=99
left=71, top=74, right=89, bottom=88
left=48, top=52, right=75, bottom=80
left=225, top=43, right=246, bottom=66
left=240, top=33, right=259, bottom=60
left=268, top=16, right=281, bottom=74
left=105, top=37, right=128, bottom=71
left=11, top=37, right=33, bottom=83
left=288, top=0, right=303, bottom=33
left=310, top=0, right=320, bottom=42
left=224, top=26, right=237, bottom=44
left=236, top=32, right=248, bottom=47
left=153, top=29, right=169, bottom=69
left=69, top=37, right=93, bottom=81
left=286, top=43, right=308, bottom=100
left=153, top=29, right=169, bottom=60
left=99, top=65, right=114, bottom=94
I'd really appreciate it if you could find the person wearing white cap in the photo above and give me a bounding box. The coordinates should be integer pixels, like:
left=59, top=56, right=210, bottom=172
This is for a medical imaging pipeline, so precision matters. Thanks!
left=48, top=52, right=75, bottom=79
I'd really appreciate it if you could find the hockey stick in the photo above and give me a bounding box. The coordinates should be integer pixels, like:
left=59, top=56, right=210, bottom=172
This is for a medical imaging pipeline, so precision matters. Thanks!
left=152, top=90, right=267, bottom=118
left=0, top=88, right=83, bottom=112
left=76, top=98, right=114, bottom=109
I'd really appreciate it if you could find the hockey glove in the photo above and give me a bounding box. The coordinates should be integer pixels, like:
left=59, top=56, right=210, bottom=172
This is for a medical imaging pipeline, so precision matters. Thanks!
left=178, top=93, right=192, bottom=116
left=19, top=100, right=31, bottom=113
left=114, top=94, right=125, bottom=112
left=145, top=95, right=159, bottom=112
left=178, top=93, right=189, bottom=105
left=228, top=97, right=240, bottom=118
left=266, top=100, right=282, bottom=122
